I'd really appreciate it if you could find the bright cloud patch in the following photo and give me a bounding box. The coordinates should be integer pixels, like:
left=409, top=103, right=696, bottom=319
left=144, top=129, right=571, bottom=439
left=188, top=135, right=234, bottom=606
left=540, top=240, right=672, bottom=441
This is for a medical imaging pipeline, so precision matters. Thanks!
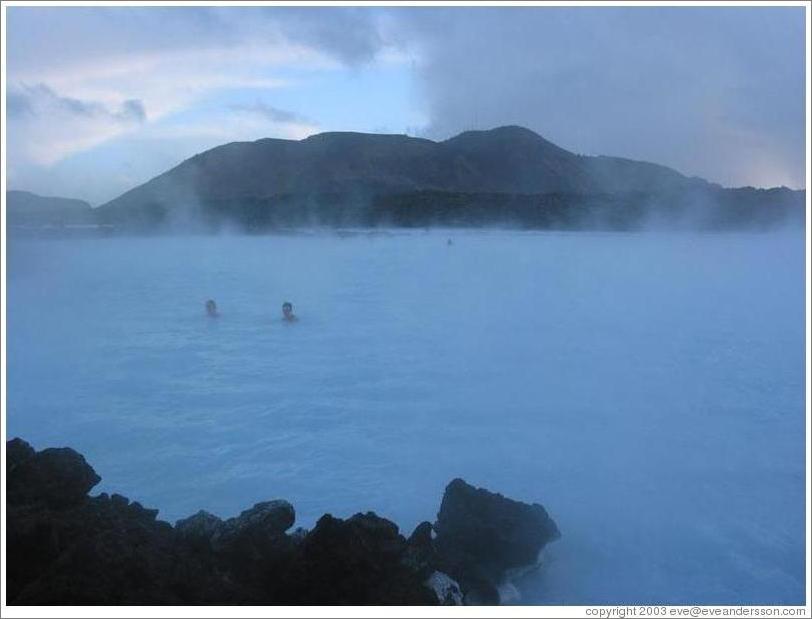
left=7, top=83, right=147, bottom=166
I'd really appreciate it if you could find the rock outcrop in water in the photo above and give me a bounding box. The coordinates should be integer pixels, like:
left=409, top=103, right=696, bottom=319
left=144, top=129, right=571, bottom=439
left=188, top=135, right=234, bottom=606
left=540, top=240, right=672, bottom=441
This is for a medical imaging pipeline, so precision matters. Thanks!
left=6, top=438, right=560, bottom=605
left=434, top=478, right=562, bottom=604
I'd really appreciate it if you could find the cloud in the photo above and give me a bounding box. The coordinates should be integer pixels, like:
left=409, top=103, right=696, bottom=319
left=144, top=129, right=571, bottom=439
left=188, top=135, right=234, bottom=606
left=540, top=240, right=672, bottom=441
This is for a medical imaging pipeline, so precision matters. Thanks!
left=5, top=7, right=400, bottom=186
left=12, top=44, right=299, bottom=126
left=7, top=83, right=148, bottom=166
left=150, top=111, right=318, bottom=145
left=265, top=7, right=387, bottom=65
left=119, top=100, right=147, bottom=123
left=4, top=6, right=805, bottom=202
left=7, top=89, right=34, bottom=117
left=9, top=83, right=146, bottom=123
left=398, top=6, right=806, bottom=188
left=230, top=101, right=311, bottom=125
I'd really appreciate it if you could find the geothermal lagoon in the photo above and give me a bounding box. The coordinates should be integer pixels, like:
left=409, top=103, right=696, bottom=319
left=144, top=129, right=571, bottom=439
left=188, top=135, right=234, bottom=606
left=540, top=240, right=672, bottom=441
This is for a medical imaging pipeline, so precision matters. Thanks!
left=6, top=229, right=806, bottom=605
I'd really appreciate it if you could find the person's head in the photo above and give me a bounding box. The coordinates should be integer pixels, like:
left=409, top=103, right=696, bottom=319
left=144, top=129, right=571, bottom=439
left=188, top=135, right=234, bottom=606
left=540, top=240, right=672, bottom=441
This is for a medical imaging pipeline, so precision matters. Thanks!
left=205, top=299, right=218, bottom=316
left=282, top=301, right=293, bottom=319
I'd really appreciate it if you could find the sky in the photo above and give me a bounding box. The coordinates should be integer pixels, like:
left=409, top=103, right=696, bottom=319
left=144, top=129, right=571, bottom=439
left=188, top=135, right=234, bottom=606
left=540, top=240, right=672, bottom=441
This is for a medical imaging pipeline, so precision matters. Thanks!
left=4, top=5, right=807, bottom=205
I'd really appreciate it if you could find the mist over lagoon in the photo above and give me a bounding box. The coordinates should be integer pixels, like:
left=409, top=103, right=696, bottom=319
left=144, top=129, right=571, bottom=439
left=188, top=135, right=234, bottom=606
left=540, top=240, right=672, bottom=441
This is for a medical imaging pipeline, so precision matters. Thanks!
left=7, top=228, right=806, bottom=605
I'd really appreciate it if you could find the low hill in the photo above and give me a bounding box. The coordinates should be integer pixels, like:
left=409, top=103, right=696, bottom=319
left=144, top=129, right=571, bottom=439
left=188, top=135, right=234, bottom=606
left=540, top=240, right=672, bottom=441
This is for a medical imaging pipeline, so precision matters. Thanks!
left=7, top=190, right=95, bottom=227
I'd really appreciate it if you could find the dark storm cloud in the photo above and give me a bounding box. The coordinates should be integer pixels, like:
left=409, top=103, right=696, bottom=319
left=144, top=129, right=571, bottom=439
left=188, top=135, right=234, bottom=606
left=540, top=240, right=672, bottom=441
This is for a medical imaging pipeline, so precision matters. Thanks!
left=397, top=6, right=806, bottom=188
left=265, top=7, right=386, bottom=65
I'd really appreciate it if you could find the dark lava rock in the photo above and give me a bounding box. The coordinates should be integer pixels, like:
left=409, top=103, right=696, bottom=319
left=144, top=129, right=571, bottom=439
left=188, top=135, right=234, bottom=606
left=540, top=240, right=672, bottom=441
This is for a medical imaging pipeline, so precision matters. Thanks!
left=434, top=478, right=561, bottom=604
left=426, top=571, right=464, bottom=605
left=7, top=485, right=229, bottom=604
left=175, top=510, right=223, bottom=551
left=8, top=446, right=101, bottom=508
left=7, top=438, right=559, bottom=605
left=212, top=499, right=295, bottom=549
left=110, top=493, right=129, bottom=508
left=290, top=526, right=309, bottom=543
left=7, top=437, right=35, bottom=470
left=402, top=521, right=436, bottom=577
left=5, top=439, right=228, bottom=603
left=209, top=501, right=297, bottom=600
left=278, top=512, right=438, bottom=604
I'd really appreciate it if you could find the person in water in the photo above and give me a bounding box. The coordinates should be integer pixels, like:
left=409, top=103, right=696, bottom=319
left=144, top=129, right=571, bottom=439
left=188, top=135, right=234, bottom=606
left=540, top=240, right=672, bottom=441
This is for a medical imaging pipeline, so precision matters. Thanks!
left=205, top=299, right=219, bottom=317
left=282, top=301, right=297, bottom=322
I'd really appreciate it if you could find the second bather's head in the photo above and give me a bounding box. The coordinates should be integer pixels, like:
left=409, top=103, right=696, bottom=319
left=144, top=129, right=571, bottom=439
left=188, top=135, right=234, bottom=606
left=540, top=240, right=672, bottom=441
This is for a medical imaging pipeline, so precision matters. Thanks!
left=205, top=299, right=218, bottom=317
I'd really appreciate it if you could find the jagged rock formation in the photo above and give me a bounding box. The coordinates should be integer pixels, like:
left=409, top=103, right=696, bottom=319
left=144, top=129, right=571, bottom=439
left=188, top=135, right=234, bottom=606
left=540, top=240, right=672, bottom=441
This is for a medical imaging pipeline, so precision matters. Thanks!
left=6, top=438, right=560, bottom=605
left=434, top=478, right=562, bottom=603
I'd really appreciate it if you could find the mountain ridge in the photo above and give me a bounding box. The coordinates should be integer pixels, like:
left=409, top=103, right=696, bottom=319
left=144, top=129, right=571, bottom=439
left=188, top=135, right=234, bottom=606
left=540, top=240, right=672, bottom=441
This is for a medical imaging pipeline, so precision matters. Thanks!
left=8, top=127, right=805, bottom=232
left=96, top=125, right=714, bottom=222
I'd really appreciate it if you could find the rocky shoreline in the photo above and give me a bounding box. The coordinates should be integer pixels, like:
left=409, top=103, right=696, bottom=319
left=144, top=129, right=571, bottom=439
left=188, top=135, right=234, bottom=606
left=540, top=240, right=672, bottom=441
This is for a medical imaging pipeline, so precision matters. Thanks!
left=6, top=438, right=560, bottom=605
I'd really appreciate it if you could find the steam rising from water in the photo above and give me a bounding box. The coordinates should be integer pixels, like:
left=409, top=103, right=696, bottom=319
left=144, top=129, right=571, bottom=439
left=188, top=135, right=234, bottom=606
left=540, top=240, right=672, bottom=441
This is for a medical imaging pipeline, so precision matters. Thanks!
left=6, top=229, right=806, bottom=604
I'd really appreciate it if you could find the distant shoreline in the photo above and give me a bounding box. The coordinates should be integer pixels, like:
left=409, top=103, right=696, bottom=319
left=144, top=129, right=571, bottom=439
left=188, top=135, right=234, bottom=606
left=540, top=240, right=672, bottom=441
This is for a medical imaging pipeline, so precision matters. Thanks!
left=9, top=189, right=806, bottom=237
left=8, top=127, right=807, bottom=235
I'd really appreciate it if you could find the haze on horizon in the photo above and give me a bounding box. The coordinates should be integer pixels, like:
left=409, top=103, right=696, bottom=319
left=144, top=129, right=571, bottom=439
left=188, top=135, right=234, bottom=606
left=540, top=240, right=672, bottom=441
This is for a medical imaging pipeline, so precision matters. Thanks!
left=4, top=5, right=807, bottom=205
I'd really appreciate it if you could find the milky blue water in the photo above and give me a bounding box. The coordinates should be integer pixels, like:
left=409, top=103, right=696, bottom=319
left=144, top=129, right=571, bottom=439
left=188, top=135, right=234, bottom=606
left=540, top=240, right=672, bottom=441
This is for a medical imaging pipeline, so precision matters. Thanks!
left=6, top=229, right=807, bottom=605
